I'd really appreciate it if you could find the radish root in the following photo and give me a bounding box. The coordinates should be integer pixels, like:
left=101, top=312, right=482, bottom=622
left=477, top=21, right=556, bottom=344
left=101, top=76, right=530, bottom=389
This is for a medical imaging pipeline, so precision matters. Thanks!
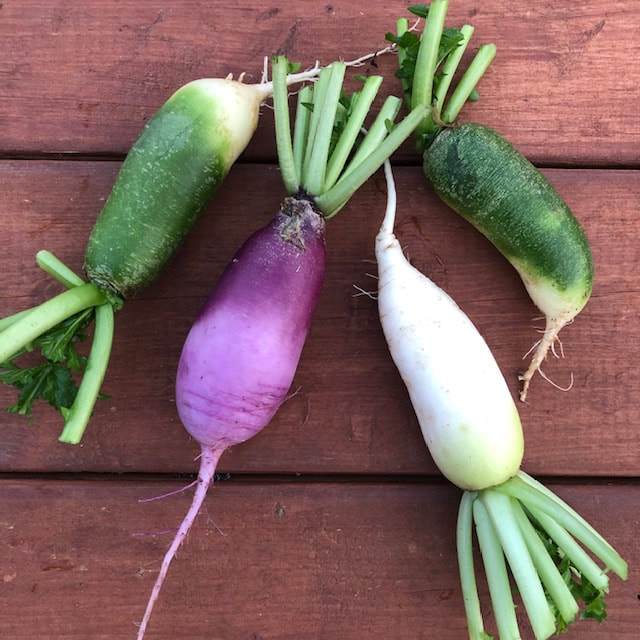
left=352, top=284, right=378, bottom=300
left=538, top=367, right=574, bottom=393
left=136, top=446, right=224, bottom=640
left=138, top=480, right=198, bottom=504
left=519, top=315, right=571, bottom=402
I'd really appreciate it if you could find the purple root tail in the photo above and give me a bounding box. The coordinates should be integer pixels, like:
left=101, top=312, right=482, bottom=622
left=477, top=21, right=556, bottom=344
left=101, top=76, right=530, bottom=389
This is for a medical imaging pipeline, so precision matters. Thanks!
left=136, top=446, right=223, bottom=640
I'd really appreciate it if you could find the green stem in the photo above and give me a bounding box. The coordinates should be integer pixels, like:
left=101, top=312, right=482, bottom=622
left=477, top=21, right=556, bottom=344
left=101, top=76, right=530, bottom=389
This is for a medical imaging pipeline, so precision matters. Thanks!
left=0, top=284, right=105, bottom=364
left=302, top=66, right=332, bottom=182
left=272, top=56, right=299, bottom=195
left=340, top=96, right=401, bottom=180
left=512, top=500, right=579, bottom=624
left=433, top=24, right=474, bottom=118
left=58, top=303, right=114, bottom=445
left=316, top=104, right=427, bottom=217
left=302, top=62, right=346, bottom=195
left=528, top=506, right=610, bottom=593
left=396, top=18, right=411, bottom=107
left=292, top=85, right=313, bottom=181
left=472, top=499, right=520, bottom=640
left=496, top=476, right=628, bottom=580
left=482, top=491, right=555, bottom=640
left=0, top=309, right=34, bottom=333
left=442, top=43, right=496, bottom=124
left=1, top=252, right=84, bottom=333
left=36, top=250, right=85, bottom=288
left=457, top=492, right=486, bottom=639
left=517, top=471, right=614, bottom=555
left=411, top=0, right=449, bottom=132
left=324, top=75, right=383, bottom=191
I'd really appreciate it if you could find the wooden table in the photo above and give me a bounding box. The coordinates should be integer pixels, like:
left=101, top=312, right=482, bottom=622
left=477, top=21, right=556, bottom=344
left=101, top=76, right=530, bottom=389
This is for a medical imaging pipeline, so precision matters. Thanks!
left=1, top=2, right=638, bottom=638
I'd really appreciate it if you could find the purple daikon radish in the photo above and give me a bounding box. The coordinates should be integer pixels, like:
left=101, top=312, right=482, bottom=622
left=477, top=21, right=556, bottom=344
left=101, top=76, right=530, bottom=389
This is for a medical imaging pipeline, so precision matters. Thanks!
left=135, top=56, right=427, bottom=639
left=177, top=197, right=326, bottom=449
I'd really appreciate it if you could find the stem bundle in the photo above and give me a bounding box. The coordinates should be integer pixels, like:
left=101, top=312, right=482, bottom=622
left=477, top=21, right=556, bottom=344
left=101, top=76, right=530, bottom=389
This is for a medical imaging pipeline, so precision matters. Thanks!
left=271, top=55, right=427, bottom=217
left=457, top=474, right=627, bottom=639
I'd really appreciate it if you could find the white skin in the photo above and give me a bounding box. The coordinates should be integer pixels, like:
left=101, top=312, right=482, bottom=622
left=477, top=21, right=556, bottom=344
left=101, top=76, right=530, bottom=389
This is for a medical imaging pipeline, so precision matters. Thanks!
left=376, top=161, right=524, bottom=491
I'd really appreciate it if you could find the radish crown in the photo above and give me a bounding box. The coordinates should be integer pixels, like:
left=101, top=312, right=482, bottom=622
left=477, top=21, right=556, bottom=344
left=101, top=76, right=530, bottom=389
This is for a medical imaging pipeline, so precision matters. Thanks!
left=271, top=55, right=427, bottom=217
left=386, top=0, right=495, bottom=151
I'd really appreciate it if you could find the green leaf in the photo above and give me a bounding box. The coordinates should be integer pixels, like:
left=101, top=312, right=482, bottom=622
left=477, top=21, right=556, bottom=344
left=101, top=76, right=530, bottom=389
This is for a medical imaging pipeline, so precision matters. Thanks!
left=0, top=361, right=78, bottom=417
left=384, top=118, right=395, bottom=133
left=287, top=61, right=302, bottom=74
left=389, top=20, right=464, bottom=107
left=528, top=511, right=609, bottom=631
left=439, top=27, right=465, bottom=64
left=408, top=4, right=430, bottom=18
left=580, top=582, right=607, bottom=622
left=386, top=31, right=420, bottom=49
left=1, top=308, right=95, bottom=417
left=34, top=308, right=93, bottom=370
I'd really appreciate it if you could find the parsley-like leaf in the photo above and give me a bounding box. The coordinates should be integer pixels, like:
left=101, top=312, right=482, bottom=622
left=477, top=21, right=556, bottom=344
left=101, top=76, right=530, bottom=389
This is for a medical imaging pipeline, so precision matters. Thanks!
left=0, top=361, right=78, bottom=417
left=529, top=512, right=609, bottom=631
left=408, top=4, right=430, bottom=18
left=580, top=581, right=607, bottom=622
left=387, top=23, right=464, bottom=107
left=439, top=27, right=465, bottom=63
left=35, top=308, right=92, bottom=370
left=0, top=308, right=94, bottom=417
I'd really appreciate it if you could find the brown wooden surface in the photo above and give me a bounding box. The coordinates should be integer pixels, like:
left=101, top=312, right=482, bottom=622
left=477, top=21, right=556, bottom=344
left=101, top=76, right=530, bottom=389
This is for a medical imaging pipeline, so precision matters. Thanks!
left=1, top=2, right=639, bottom=638
left=0, top=1, right=638, bottom=165
left=0, top=480, right=636, bottom=639
left=0, top=162, right=638, bottom=475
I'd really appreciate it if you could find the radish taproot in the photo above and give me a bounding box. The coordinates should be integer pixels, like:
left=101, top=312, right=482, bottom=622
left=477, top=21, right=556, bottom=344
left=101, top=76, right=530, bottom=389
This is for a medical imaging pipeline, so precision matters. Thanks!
left=386, top=1, right=594, bottom=400
left=376, top=159, right=626, bottom=639
left=134, top=56, right=427, bottom=639
left=0, top=63, right=340, bottom=444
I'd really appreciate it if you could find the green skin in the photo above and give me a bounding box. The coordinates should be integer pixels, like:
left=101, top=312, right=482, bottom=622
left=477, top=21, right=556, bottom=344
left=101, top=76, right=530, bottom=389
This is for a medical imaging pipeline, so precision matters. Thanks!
left=423, top=123, right=594, bottom=316
left=0, top=79, right=251, bottom=445
left=85, top=81, right=232, bottom=299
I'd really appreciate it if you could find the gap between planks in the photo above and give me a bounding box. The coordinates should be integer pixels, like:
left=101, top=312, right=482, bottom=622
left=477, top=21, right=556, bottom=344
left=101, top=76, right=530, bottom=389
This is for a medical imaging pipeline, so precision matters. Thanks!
left=0, top=471, right=639, bottom=486
left=1, top=152, right=640, bottom=172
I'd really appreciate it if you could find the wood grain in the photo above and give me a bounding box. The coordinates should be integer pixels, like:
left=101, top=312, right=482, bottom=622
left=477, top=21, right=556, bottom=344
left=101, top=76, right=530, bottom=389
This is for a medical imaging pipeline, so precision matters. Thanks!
left=0, top=479, right=636, bottom=639
left=0, top=161, right=638, bottom=475
left=0, top=1, right=638, bottom=164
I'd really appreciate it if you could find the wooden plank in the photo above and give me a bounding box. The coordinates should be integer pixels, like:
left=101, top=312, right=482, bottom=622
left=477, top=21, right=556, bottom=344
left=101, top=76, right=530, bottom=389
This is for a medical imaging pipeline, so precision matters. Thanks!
left=0, top=479, right=636, bottom=639
left=0, top=1, right=638, bottom=164
left=0, top=162, right=639, bottom=475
